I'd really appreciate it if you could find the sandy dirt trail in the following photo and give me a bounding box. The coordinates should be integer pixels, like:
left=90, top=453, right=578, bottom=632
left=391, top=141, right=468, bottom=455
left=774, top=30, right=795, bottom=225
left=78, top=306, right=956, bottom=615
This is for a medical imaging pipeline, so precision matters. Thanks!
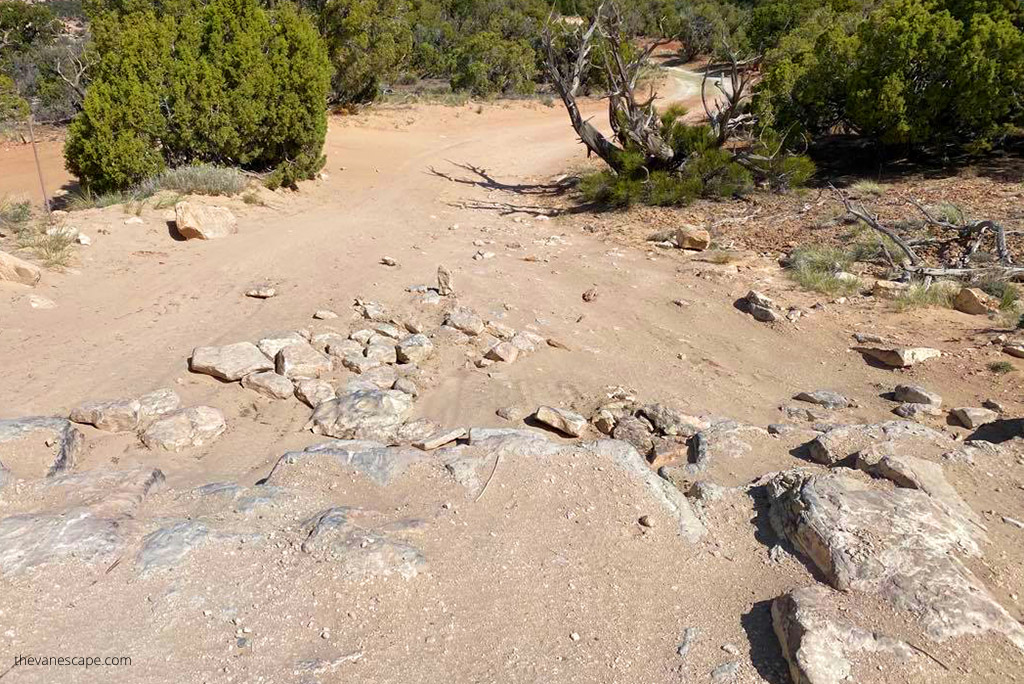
left=0, top=74, right=1022, bottom=684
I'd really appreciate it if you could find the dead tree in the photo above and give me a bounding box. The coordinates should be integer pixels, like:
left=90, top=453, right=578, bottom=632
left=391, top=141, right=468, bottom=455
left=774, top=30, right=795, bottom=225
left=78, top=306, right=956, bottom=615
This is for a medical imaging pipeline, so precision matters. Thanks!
left=701, top=48, right=758, bottom=147
left=542, top=4, right=675, bottom=174
left=832, top=185, right=1023, bottom=282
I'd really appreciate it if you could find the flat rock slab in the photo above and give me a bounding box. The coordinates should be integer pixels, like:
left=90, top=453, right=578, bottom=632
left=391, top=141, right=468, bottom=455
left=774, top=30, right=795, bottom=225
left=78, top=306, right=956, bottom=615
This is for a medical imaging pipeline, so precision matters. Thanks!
left=950, top=407, right=999, bottom=429
left=265, top=440, right=426, bottom=487
left=141, top=406, right=226, bottom=451
left=413, top=427, right=466, bottom=450
left=767, top=470, right=1024, bottom=648
left=241, top=371, right=294, bottom=399
left=294, top=379, right=336, bottom=408
left=276, top=342, right=332, bottom=379
left=857, top=346, right=941, bottom=368
left=190, top=342, right=273, bottom=381
left=300, top=507, right=425, bottom=580
left=807, top=421, right=949, bottom=465
left=772, top=585, right=914, bottom=684
left=0, top=416, right=82, bottom=478
left=0, top=511, right=121, bottom=574
left=306, top=389, right=414, bottom=443
left=69, top=398, right=141, bottom=433
left=794, top=390, right=854, bottom=410
left=893, top=384, right=942, bottom=407
left=257, top=331, right=307, bottom=359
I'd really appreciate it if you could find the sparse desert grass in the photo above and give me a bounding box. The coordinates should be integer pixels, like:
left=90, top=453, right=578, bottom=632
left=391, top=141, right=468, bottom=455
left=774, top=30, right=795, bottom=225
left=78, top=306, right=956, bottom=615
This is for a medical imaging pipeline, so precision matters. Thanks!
left=988, top=360, right=1014, bottom=374
left=892, top=283, right=958, bottom=311
left=136, top=165, right=248, bottom=197
left=850, top=179, right=885, bottom=196
left=16, top=221, right=76, bottom=268
left=66, top=187, right=139, bottom=211
left=785, top=244, right=861, bottom=296
left=0, top=196, right=32, bottom=231
left=66, top=165, right=249, bottom=212
left=976, top=278, right=1020, bottom=310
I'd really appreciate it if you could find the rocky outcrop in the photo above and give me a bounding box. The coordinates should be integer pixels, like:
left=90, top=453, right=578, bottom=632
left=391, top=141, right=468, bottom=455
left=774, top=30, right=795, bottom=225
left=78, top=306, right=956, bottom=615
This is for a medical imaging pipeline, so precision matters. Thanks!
left=767, top=470, right=1024, bottom=648
left=305, top=389, right=414, bottom=443
left=140, top=406, right=226, bottom=451
left=772, top=585, right=914, bottom=684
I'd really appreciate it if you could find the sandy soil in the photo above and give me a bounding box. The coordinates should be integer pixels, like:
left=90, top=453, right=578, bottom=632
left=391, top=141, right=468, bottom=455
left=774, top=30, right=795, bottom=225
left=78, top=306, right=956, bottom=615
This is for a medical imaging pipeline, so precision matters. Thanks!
left=0, top=72, right=1023, bottom=683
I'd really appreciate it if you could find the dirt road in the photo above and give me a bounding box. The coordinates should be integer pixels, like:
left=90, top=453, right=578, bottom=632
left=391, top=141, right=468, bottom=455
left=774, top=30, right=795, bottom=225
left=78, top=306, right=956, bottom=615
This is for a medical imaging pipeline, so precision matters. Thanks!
left=0, top=73, right=1022, bottom=683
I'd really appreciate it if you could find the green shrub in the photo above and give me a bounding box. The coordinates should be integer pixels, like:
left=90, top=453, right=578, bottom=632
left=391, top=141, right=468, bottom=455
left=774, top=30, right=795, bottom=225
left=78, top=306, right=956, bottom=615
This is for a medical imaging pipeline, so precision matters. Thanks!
left=64, top=0, right=330, bottom=193
left=0, top=74, right=29, bottom=122
left=988, top=360, right=1014, bottom=374
left=451, top=32, right=537, bottom=97
left=977, top=279, right=1020, bottom=310
left=306, top=0, right=413, bottom=104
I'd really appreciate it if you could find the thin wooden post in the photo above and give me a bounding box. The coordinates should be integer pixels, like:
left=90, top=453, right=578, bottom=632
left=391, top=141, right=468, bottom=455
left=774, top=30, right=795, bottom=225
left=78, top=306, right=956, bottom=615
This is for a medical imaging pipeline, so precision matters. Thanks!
left=27, top=111, right=51, bottom=217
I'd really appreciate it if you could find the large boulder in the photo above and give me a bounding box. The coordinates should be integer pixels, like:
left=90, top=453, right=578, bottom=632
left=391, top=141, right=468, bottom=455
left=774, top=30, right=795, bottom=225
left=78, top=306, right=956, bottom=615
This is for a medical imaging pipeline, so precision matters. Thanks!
left=173, top=201, right=237, bottom=240
left=806, top=421, right=949, bottom=465
left=0, top=250, right=42, bottom=286
left=190, top=342, right=273, bottom=381
left=767, top=470, right=1024, bottom=648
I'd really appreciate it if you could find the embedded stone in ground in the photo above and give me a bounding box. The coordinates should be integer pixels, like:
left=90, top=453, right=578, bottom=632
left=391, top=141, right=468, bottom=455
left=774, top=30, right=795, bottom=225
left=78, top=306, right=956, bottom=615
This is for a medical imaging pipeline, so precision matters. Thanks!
left=141, top=406, right=227, bottom=451
left=190, top=342, right=273, bottom=381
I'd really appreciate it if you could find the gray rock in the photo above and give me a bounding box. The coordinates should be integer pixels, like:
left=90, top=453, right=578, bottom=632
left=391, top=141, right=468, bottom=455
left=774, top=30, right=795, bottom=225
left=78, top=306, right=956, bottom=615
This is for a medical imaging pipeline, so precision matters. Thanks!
left=638, top=404, right=707, bottom=437
left=510, top=330, right=545, bottom=353
left=350, top=329, right=374, bottom=344
left=613, top=416, right=655, bottom=456
left=533, top=406, right=586, bottom=437
left=300, top=508, right=425, bottom=579
left=69, top=398, right=142, bottom=433
left=305, top=389, right=414, bottom=443
left=676, top=627, right=698, bottom=658
left=341, top=352, right=380, bottom=374
left=807, top=421, right=949, bottom=465
left=267, top=441, right=424, bottom=487
left=0, top=512, right=121, bottom=574
left=857, top=346, right=941, bottom=368
left=393, top=333, right=434, bottom=366
left=893, top=384, right=942, bottom=407
left=744, top=290, right=778, bottom=322
left=950, top=407, right=999, bottom=429
left=365, top=343, right=398, bottom=364
left=392, top=377, right=419, bottom=397
left=893, top=403, right=942, bottom=420
left=141, top=406, right=226, bottom=451
left=710, top=661, right=740, bottom=682
left=241, top=371, right=294, bottom=399
left=0, top=416, right=82, bottom=477
left=257, top=331, right=307, bottom=359
left=190, top=342, right=272, bottom=381
left=325, top=338, right=364, bottom=358
left=445, top=307, right=484, bottom=335
left=767, top=470, right=1024, bottom=648
left=138, top=388, right=182, bottom=424
left=414, top=427, right=466, bottom=450
left=276, top=342, right=332, bottom=379
left=772, top=585, right=914, bottom=684
left=361, top=365, right=399, bottom=390
left=310, top=331, right=348, bottom=353
left=136, top=521, right=209, bottom=574
left=294, top=379, right=336, bottom=408
left=793, top=390, right=854, bottom=410
left=853, top=442, right=978, bottom=525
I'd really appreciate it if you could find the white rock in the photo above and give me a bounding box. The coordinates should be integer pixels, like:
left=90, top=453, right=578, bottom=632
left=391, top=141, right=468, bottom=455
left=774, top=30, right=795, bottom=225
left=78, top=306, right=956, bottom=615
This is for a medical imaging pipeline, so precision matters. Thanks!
left=241, top=371, right=294, bottom=399
left=174, top=201, right=237, bottom=239
left=141, top=406, right=226, bottom=451
left=190, top=342, right=273, bottom=381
